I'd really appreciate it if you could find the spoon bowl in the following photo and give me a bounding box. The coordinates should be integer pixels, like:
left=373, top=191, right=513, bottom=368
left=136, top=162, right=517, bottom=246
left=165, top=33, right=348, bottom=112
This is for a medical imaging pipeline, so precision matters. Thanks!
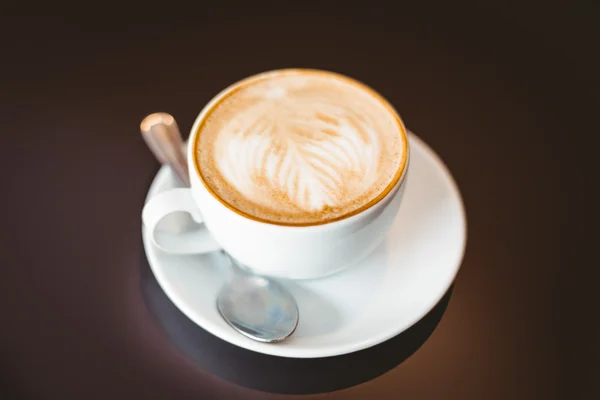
left=217, top=252, right=299, bottom=343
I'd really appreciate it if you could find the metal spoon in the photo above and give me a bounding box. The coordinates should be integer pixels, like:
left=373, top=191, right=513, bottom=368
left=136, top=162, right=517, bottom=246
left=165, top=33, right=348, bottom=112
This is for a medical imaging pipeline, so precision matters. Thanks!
left=140, top=112, right=299, bottom=343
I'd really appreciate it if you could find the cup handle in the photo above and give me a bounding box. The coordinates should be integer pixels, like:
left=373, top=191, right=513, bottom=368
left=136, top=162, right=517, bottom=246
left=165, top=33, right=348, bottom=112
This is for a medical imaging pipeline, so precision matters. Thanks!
left=142, top=188, right=221, bottom=254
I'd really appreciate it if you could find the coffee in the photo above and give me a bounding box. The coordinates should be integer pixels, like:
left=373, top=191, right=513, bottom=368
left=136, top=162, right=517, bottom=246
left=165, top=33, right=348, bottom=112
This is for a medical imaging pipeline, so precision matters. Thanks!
left=195, top=69, right=407, bottom=225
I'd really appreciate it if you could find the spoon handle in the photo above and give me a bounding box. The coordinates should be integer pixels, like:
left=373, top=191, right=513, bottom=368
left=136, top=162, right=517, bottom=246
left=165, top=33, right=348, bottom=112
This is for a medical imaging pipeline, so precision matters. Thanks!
left=140, top=112, right=190, bottom=187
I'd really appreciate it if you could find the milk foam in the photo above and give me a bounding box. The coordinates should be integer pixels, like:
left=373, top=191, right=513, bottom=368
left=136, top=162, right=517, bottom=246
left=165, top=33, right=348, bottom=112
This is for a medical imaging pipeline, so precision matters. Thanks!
left=197, top=70, right=405, bottom=224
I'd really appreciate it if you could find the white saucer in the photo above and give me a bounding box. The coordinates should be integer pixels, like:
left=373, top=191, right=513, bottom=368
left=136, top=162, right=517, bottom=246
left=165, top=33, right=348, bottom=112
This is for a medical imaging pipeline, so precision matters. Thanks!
left=142, top=132, right=466, bottom=358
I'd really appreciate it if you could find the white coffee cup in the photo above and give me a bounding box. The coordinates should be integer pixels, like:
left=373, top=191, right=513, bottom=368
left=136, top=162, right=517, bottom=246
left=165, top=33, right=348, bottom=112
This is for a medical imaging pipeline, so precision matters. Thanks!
left=142, top=70, right=410, bottom=279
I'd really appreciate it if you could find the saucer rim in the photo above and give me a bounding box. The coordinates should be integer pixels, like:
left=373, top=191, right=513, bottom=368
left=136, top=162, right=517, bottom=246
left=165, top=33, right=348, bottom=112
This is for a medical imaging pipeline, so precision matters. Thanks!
left=142, top=132, right=467, bottom=358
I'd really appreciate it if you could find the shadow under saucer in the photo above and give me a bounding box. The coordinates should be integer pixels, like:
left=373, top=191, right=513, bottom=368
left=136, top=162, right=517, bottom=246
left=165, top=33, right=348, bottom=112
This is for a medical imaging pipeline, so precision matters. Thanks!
left=140, top=252, right=454, bottom=395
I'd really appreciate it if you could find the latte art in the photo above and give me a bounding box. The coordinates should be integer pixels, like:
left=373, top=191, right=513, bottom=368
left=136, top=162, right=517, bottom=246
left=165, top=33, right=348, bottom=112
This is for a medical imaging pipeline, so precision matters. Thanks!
left=196, top=70, right=406, bottom=225
left=216, top=85, right=381, bottom=212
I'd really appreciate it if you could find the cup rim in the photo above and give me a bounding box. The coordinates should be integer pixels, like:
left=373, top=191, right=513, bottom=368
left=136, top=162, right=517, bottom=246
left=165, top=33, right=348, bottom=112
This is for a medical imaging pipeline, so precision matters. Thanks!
left=189, top=68, right=409, bottom=227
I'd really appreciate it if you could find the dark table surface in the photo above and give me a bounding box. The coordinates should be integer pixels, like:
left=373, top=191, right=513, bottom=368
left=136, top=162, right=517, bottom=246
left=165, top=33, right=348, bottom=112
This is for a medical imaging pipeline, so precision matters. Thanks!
left=1, top=5, right=584, bottom=399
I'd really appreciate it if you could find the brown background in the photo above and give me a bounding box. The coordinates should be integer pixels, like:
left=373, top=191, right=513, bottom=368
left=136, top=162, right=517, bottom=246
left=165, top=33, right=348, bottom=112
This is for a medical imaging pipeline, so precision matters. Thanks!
left=1, top=3, right=586, bottom=399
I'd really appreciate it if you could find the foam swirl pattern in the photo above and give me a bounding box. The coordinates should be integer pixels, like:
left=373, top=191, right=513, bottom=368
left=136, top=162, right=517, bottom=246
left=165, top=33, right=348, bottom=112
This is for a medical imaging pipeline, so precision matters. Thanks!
left=197, top=71, right=405, bottom=225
